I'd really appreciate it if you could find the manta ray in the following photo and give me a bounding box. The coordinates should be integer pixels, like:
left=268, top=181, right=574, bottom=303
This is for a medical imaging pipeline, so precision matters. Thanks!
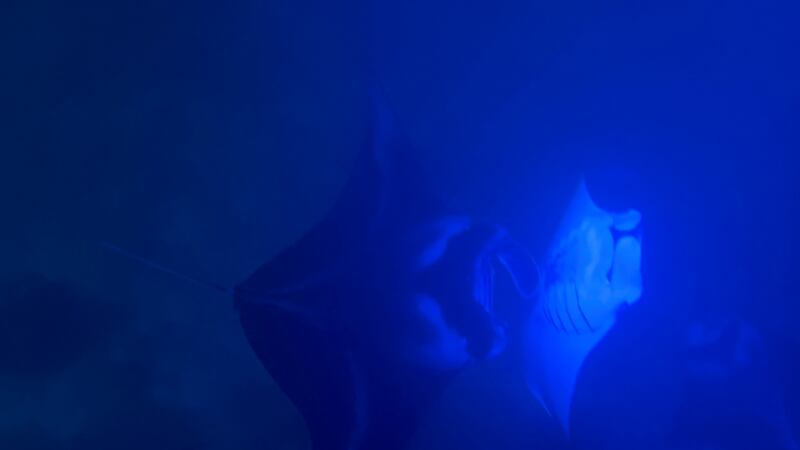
left=234, top=97, right=538, bottom=450
left=523, top=178, right=644, bottom=436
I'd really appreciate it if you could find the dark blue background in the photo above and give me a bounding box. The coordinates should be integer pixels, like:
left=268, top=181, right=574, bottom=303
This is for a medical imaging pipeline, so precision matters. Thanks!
left=2, top=0, right=798, bottom=449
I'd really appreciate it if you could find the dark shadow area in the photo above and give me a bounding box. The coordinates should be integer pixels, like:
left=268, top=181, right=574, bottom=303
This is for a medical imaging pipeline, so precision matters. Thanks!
left=0, top=274, right=121, bottom=377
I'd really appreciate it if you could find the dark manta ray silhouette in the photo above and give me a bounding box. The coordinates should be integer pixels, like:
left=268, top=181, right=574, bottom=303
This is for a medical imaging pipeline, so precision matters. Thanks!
left=234, top=99, right=538, bottom=450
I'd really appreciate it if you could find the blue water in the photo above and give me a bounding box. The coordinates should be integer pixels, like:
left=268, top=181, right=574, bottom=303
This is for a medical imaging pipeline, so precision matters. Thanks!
left=2, top=0, right=798, bottom=449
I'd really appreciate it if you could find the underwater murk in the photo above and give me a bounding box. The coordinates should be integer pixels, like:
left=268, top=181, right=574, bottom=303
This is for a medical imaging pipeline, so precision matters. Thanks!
left=2, top=0, right=798, bottom=450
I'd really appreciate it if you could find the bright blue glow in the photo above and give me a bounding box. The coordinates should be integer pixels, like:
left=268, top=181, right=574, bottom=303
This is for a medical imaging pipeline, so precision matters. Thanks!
left=524, top=178, right=643, bottom=434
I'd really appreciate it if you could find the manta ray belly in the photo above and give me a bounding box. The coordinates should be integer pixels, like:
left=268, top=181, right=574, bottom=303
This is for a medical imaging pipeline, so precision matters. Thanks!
left=524, top=179, right=643, bottom=435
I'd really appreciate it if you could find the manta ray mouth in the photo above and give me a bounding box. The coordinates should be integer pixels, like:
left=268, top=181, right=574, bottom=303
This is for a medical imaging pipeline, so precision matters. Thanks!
left=477, top=237, right=540, bottom=326
left=470, top=251, right=523, bottom=359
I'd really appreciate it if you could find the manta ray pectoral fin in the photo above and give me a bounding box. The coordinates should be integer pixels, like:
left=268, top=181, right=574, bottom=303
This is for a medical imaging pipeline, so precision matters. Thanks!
left=234, top=83, right=442, bottom=305
left=236, top=87, right=469, bottom=450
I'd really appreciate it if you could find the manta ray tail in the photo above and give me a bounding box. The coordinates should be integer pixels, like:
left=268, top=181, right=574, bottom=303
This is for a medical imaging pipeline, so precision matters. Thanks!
left=98, top=241, right=318, bottom=319
left=98, top=241, right=232, bottom=295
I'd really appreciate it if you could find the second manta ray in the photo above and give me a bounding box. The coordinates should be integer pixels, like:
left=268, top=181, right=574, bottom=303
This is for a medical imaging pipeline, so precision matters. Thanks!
left=235, top=100, right=538, bottom=450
